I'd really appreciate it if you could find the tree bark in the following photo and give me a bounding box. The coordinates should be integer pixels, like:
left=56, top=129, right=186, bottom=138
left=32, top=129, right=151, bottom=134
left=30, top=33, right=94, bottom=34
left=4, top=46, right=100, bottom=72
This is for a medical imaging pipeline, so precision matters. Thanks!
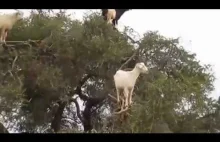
left=51, top=101, right=66, bottom=132
left=0, top=123, right=9, bottom=133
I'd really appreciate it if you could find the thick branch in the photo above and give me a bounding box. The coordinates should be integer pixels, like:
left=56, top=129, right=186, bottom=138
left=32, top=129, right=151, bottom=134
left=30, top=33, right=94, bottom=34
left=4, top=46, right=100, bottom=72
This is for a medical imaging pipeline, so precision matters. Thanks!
left=73, top=74, right=93, bottom=101
left=71, top=98, right=83, bottom=123
left=82, top=97, right=105, bottom=132
left=51, top=74, right=92, bottom=132
left=51, top=101, right=66, bottom=132
left=0, top=123, right=9, bottom=133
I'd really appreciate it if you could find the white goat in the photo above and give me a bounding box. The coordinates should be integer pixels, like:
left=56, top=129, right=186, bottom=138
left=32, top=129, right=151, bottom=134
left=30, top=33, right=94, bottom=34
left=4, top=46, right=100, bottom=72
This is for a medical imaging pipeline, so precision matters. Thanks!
left=102, top=9, right=116, bottom=25
left=101, top=9, right=130, bottom=30
left=0, top=10, right=24, bottom=43
left=113, top=62, right=149, bottom=110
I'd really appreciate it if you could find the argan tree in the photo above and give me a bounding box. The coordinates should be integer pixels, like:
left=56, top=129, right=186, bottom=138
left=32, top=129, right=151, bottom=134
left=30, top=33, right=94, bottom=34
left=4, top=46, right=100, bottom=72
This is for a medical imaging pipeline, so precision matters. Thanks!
left=0, top=9, right=217, bottom=133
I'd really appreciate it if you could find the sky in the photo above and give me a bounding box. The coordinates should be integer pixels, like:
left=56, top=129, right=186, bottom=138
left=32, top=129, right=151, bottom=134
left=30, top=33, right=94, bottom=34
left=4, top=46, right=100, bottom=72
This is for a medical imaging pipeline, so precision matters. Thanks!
left=1, top=9, right=220, bottom=100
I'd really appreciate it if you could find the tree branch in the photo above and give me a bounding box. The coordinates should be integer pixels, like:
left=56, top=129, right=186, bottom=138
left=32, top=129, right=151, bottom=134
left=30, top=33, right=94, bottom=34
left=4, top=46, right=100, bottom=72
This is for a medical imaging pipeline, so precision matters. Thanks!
left=0, top=123, right=9, bottom=133
left=119, top=33, right=142, bottom=70
left=51, top=74, right=93, bottom=132
left=73, top=74, right=92, bottom=101
left=71, top=98, right=83, bottom=123
left=51, top=101, right=66, bottom=132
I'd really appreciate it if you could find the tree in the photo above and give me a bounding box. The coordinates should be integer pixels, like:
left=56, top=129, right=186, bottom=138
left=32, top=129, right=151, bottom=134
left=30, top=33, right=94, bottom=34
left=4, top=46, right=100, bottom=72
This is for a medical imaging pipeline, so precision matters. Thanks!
left=0, top=10, right=216, bottom=133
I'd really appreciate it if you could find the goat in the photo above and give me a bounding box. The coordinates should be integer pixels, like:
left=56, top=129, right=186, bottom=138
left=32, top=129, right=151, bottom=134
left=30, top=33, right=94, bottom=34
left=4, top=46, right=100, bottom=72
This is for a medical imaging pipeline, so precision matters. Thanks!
left=101, top=9, right=130, bottom=29
left=113, top=62, right=149, bottom=111
left=0, top=10, right=24, bottom=43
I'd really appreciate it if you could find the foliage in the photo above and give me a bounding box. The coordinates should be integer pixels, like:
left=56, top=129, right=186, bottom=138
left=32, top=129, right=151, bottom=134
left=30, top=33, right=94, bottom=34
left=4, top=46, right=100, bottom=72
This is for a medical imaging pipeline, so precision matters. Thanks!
left=0, top=9, right=218, bottom=133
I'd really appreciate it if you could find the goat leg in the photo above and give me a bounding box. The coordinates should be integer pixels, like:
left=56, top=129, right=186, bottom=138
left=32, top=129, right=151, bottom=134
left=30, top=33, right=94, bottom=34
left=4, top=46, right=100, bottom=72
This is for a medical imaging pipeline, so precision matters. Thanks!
left=3, top=30, right=8, bottom=44
left=108, top=19, right=113, bottom=25
left=116, top=89, right=120, bottom=104
left=112, top=19, right=118, bottom=30
left=106, top=16, right=111, bottom=24
left=128, top=88, right=134, bottom=107
left=120, top=96, right=124, bottom=110
left=0, top=29, right=4, bottom=43
left=114, top=95, right=124, bottom=112
left=124, top=89, right=129, bottom=108
left=113, top=96, right=130, bottom=115
left=106, top=13, right=113, bottom=25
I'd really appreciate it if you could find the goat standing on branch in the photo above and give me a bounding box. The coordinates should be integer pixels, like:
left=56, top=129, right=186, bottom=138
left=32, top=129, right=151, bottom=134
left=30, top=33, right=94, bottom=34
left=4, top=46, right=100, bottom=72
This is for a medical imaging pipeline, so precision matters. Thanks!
left=113, top=62, right=149, bottom=113
left=0, top=10, right=24, bottom=44
left=101, top=9, right=130, bottom=29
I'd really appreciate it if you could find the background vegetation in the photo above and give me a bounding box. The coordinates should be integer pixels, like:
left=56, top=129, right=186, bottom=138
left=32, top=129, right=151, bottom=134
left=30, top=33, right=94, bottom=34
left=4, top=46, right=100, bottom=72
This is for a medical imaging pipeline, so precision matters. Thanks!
left=0, top=9, right=219, bottom=133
